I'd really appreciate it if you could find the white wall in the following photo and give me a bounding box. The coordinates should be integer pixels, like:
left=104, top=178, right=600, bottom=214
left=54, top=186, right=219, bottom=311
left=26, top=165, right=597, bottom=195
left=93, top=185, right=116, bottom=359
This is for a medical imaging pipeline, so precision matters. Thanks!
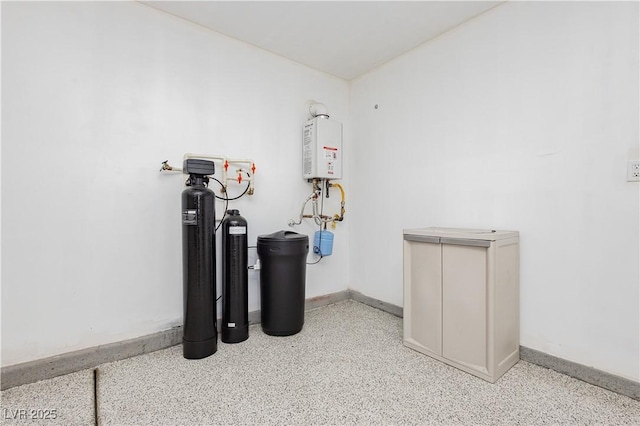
left=350, top=1, right=639, bottom=381
left=1, top=2, right=350, bottom=366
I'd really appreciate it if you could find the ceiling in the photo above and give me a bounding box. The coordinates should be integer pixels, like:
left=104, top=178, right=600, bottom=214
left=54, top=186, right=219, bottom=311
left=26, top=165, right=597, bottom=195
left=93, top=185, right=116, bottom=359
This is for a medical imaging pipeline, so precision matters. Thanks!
left=141, top=1, right=504, bottom=80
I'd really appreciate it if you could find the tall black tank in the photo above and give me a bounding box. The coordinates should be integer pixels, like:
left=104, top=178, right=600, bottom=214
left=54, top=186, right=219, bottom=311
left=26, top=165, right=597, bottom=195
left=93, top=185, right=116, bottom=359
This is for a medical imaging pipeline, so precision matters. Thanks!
left=182, top=159, right=217, bottom=359
left=221, top=209, right=249, bottom=343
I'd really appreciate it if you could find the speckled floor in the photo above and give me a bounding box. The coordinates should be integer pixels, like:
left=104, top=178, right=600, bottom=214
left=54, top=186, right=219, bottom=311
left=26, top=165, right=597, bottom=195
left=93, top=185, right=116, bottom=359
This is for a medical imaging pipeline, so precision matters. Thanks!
left=2, top=300, right=639, bottom=425
left=0, top=369, right=94, bottom=425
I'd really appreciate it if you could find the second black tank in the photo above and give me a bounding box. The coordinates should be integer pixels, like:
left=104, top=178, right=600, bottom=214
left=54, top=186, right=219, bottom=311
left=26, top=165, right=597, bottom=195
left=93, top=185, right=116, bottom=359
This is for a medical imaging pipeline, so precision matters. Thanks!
left=221, top=209, right=249, bottom=343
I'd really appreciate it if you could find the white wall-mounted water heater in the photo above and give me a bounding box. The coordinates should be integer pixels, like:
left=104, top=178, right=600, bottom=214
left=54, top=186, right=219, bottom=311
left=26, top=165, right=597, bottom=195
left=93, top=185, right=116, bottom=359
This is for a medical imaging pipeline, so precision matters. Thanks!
left=302, top=116, right=343, bottom=180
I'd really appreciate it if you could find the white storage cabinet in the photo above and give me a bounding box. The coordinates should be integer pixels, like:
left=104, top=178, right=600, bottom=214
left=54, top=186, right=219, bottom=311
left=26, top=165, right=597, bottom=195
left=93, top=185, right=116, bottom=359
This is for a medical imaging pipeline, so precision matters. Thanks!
left=403, top=227, right=520, bottom=383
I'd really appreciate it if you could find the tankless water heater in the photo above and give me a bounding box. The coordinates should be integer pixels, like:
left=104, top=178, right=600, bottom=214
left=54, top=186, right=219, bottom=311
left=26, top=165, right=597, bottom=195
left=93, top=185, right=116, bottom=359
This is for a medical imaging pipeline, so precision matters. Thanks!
left=302, top=116, right=343, bottom=180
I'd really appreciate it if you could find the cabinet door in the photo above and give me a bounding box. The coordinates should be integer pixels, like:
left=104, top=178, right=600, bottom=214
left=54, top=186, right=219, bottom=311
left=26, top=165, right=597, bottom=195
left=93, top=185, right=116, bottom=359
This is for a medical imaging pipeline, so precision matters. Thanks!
left=442, top=243, right=488, bottom=375
left=403, top=239, right=441, bottom=356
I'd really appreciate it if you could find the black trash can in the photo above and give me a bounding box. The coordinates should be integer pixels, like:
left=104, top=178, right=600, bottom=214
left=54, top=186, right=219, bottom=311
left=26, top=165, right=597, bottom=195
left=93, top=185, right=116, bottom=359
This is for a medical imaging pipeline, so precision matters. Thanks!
left=257, top=231, right=309, bottom=336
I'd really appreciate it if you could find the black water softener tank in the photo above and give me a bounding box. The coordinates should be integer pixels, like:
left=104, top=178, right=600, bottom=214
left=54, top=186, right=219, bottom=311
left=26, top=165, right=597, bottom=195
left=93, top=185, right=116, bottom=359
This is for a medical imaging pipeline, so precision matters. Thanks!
left=221, top=209, right=249, bottom=343
left=182, top=159, right=217, bottom=359
left=257, top=231, right=309, bottom=336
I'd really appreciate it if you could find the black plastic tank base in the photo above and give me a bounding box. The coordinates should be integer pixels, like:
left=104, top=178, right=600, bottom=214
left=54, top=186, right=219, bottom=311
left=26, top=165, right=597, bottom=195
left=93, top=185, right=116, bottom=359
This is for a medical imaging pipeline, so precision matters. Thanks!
left=222, top=325, right=249, bottom=343
left=262, top=325, right=302, bottom=337
left=183, top=336, right=218, bottom=360
left=257, top=230, right=309, bottom=337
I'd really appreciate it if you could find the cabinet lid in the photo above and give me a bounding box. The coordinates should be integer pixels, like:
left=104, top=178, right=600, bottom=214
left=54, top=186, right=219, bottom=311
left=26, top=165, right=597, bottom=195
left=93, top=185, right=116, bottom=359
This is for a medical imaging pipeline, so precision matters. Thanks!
left=403, top=227, right=518, bottom=241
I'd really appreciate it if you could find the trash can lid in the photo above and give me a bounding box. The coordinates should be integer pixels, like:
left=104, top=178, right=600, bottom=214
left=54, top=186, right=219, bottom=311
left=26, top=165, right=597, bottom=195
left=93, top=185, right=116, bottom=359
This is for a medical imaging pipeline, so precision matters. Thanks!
left=257, top=230, right=308, bottom=242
